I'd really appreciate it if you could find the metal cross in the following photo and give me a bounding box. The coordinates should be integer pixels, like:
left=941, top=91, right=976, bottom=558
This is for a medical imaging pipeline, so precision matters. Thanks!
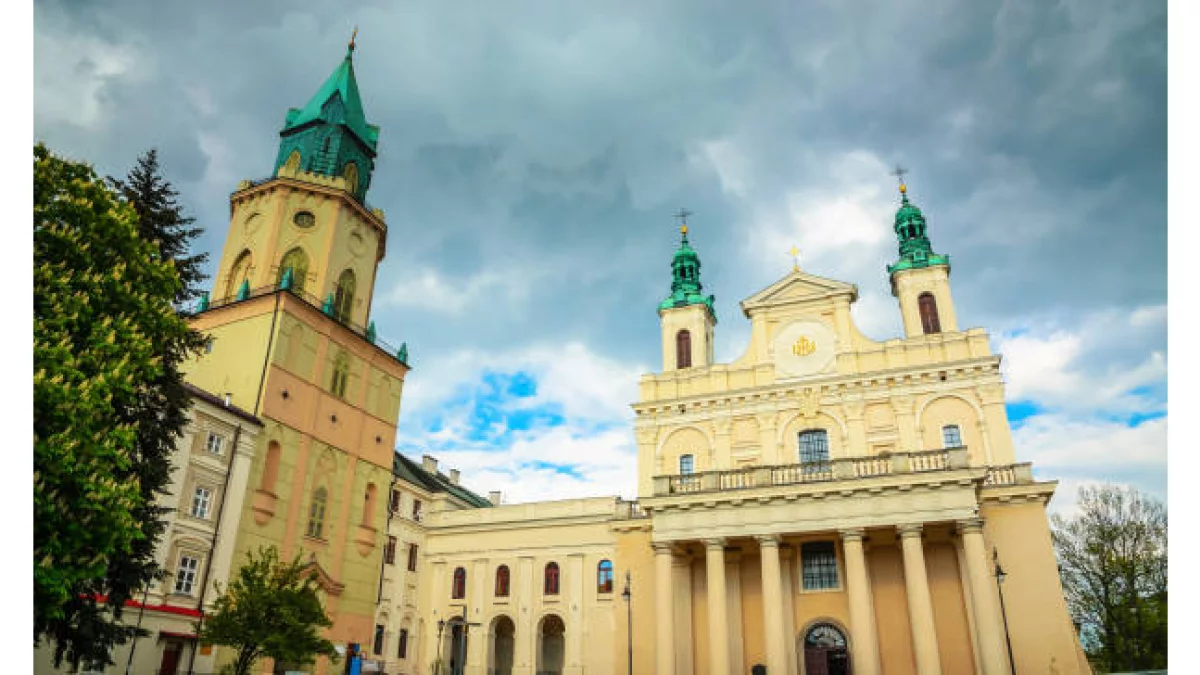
left=789, top=245, right=801, bottom=271
left=673, top=208, right=693, bottom=227
left=349, top=26, right=358, bottom=52
left=890, top=164, right=908, bottom=186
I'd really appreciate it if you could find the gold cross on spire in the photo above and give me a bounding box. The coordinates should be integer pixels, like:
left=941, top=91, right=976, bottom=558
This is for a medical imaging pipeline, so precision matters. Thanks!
left=890, top=164, right=908, bottom=194
left=673, top=208, right=693, bottom=235
left=789, top=245, right=801, bottom=272
left=349, top=26, right=358, bottom=53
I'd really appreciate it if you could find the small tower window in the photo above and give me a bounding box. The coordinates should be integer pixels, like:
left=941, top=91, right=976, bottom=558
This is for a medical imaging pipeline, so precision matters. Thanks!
left=676, top=329, right=692, bottom=369
left=333, top=269, right=356, bottom=323
left=278, top=247, right=310, bottom=295
left=306, top=487, right=328, bottom=539
left=343, top=162, right=360, bottom=195
left=942, top=424, right=963, bottom=449
left=918, top=292, right=941, bottom=334
left=227, top=250, right=253, bottom=299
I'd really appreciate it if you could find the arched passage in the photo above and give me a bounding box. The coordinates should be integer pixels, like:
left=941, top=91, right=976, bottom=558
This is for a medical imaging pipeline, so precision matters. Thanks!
left=487, top=615, right=514, bottom=675
left=799, top=621, right=851, bottom=675
left=536, top=614, right=565, bottom=675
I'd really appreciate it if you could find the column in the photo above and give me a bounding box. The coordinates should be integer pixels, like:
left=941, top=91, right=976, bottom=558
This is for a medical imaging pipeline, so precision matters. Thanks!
left=705, top=538, right=730, bottom=675
left=840, top=529, right=880, bottom=675
left=958, top=519, right=1010, bottom=675
left=725, top=551, right=744, bottom=675
left=778, top=546, right=797, bottom=675
left=897, top=524, right=942, bottom=675
left=654, top=543, right=676, bottom=675
left=673, top=556, right=695, bottom=675
left=757, top=536, right=789, bottom=675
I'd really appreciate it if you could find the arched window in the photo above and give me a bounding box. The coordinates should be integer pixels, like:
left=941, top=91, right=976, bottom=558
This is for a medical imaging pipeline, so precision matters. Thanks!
left=451, top=567, right=467, bottom=599
left=676, top=329, right=692, bottom=369
left=942, top=424, right=963, bottom=449
left=227, top=250, right=253, bottom=299
left=333, top=269, right=356, bottom=323
left=306, top=487, right=328, bottom=539
left=322, top=136, right=332, bottom=154
left=597, top=560, right=614, bottom=594
left=544, top=562, right=560, bottom=595
left=330, top=351, right=350, bottom=399
left=798, top=430, right=830, bottom=464
left=259, top=441, right=281, bottom=493
left=362, top=483, right=377, bottom=526
left=918, top=292, right=941, bottom=334
left=284, top=150, right=301, bottom=173
left=343, top=162, right=360, bottom=195
left=679, top=454, right=695, bottom=475
left=278, top=247, right=310, bottom=295
left=495, top=565, right=511, bottom=597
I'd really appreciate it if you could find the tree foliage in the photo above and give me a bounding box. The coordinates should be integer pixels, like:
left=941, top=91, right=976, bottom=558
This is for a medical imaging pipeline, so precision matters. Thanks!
left=1051, top=485, right=1167, bottom=672
left=34, top=143, right=197, bottom=667
left=198, top=546, right=339, bottom=675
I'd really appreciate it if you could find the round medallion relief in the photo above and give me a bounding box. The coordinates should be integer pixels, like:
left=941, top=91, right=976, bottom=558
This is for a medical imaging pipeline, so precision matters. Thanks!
left=773, top=319, right=836, bottom=379
left=293, top=210, right=316, bottom=229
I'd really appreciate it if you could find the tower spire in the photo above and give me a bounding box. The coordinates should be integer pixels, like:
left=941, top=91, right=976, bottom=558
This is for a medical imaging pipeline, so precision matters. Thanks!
left=886, top=168, right=950, bottom=275
left=348, top=26, right=358, bottom=55
left=659, top=210, right=716, bottom=321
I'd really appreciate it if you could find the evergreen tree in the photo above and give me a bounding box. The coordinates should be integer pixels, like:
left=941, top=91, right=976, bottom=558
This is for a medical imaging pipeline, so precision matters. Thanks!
left=199, top=547, right=339, bottom=675
left=34, top=143, right=198, bottom=669
left=1052, top=485, right=1168, bottom=671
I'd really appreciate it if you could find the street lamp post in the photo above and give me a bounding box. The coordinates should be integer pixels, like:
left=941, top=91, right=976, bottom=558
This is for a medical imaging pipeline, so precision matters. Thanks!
left=621, top=571, right=633, bottom=675
left=994, top=547, right=1017, bottom=675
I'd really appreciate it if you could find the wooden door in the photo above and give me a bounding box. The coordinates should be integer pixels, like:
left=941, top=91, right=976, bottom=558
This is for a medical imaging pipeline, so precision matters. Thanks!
left=158, top=641, right=183, bottom=675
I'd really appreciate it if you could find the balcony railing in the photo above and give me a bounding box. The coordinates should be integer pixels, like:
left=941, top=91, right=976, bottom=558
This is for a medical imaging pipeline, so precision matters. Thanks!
left=651, top=448, right=1034, bottom=497
left=613, top=499, right=649, bottom=520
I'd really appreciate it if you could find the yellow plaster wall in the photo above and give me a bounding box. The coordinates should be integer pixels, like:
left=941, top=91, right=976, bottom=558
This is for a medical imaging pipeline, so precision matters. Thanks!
left=184, top=301, right=279, bottom=412
left=918, top=394, right=984, bottom=456
left=926, top=541, right=976, bottom=674
left=613, top=530, right=655, bottom=675
left=868, top=543, right=917, bottom=675
left=891, top=265, right=959, bottom=338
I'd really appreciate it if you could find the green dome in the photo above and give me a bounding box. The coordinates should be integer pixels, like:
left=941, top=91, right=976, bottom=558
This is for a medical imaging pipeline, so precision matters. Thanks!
left=659, top=227, right=716, bottom=320
left=887, top=185, right=950, bottom=275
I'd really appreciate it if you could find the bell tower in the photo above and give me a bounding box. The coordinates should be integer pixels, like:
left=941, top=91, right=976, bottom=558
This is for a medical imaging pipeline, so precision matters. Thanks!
left=658, top=211, right=717, bottom=371
left=209, top=33, right=386, bottom=328
left=887, top=170, right=959, bottom=337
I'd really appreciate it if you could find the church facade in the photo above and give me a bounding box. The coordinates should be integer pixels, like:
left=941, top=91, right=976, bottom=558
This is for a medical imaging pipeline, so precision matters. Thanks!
left=37, top=41, right=1091, bottom=675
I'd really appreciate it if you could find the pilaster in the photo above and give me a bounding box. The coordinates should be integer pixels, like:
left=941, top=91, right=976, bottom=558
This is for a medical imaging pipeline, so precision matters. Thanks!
left=840, top=529, right=880, bottom=675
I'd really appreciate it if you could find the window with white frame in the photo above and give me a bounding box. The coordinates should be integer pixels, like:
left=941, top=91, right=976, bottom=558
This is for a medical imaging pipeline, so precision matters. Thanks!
left=205, top=432, right=224, bottom=455
left=942, top=424, right=963, bottom=448
left=174, top=554, right=200, bottom=595
left=191, top=486, right=212, bottom=519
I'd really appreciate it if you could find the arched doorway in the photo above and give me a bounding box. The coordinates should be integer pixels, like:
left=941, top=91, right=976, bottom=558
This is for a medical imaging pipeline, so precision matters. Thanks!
left=536, top=614, right=565, bottom=675
left=801, top=622, right=850, bottom=675
left=488, top=615, right=515, bottom=675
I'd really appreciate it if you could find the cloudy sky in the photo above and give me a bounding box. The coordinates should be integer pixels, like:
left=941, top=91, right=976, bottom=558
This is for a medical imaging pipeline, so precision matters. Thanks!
left=34, top=0, right=1166, bottom=514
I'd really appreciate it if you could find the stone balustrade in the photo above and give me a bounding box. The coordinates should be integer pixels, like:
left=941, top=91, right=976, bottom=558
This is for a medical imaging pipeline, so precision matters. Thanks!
left=651, top=448, right=1034, bottom=497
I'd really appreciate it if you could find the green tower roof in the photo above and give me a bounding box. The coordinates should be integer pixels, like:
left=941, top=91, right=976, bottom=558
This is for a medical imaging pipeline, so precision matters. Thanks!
left=283, top=41, right=379, bottom=151
left=658, top=223, right=716, bottom=321
left=887, top=182, right=950, bottom=275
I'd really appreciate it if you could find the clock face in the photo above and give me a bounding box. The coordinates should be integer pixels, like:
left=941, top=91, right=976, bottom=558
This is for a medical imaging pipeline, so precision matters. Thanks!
left=773, top=319, right=836, bottom=379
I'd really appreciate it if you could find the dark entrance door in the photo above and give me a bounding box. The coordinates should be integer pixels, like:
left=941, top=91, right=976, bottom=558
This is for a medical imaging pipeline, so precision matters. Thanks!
left=802, top=623, right=851, bottom=675
left=158, top=640, right=183, bottom=675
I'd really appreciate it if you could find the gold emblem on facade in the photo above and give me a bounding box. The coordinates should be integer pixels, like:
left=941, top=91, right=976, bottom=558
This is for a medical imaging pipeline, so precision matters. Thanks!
left=792, top=336, right=816, bottom=357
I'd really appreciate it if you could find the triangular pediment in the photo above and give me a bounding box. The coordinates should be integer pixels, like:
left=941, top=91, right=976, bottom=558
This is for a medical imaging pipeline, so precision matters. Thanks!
left=739, top=269, right=858, bottom=317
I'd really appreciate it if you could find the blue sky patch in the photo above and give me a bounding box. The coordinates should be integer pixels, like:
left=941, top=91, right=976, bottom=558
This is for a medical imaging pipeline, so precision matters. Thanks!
left=1006, top=400, right=1043, bottom=426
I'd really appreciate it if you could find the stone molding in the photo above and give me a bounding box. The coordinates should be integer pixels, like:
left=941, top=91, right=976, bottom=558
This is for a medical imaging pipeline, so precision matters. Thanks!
left=896, top=523, right=924, bottom=539
left=839, top=528, right=866, bottom=543
left=755, top=534, right=781, bottom=547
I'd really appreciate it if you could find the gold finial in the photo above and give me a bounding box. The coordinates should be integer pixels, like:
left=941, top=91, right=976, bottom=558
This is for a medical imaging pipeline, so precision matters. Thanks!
left=349, top=26, right=358, bottom=52
left=681, top=224, right=688, bottom=235
left=673, top=208, right=693, bottom=238
left=789, top=246, right=801, bottom=271
left=891, top=164, right=909, bottom=195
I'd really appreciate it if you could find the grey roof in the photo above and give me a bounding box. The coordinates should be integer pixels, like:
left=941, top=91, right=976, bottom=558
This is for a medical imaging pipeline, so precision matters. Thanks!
left=392, top=452, right=492, bottom=509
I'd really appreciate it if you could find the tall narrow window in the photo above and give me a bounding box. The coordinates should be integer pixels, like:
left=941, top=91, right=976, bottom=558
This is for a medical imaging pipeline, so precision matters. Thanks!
left=597, top=560, right=614, bottom=594
left=390, top=489, right=402, bottom=514
left=544, top=562, right=560, bottom=595
left=918, top=292, right=941, bottom=334
left=407, top=543, right=419, bottom=572
left=412, top=499, right=423, bottom=522
left=333, top=269, right=356, bottom=323
left=452, top=567, right=467, bottom=599
left=676, top=329, right=692, bottom=369
left=398, top=629, right=409, bottom=659
left=227, top=250, right=253, bottom=299
left=942, top=424, right=963, bottom=449
left=373, top=625, right=385, bottom=655
left=306, top=487, right=328, bottom=539
left=798, top=430, right=830, bottom=464
left=385, top=536, right=397, bottom=565
left=330, top=351, right=350, bottom=399
left=801, top=541, right=839, bottom=590
left=174, top=555, right=200, bottom=595
left=343, top=162, right=360, bottom=195
left=278, top=247, right=310, bottom=295
left=191, top=487, right=212, bottom=519
left=679, top=454, right=695, bottom=475
left=205, top=432, right=224, bottom=455
left=495, top=565, right=511, bottom=597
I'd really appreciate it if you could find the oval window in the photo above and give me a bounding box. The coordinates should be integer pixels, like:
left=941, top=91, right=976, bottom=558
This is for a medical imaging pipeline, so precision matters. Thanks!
left=293, top=211, right=316, bottom=228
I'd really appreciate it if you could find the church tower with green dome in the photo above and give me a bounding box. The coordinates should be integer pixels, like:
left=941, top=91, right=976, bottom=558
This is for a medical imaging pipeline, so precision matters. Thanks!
left=887, top=176, right=960, bottom=337
left=658, top=214, right=716, bottom=371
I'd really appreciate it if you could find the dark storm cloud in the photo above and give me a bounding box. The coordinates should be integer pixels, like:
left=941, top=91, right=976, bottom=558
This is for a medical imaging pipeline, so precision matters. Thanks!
left=35, top=0, right=1165, bottom=433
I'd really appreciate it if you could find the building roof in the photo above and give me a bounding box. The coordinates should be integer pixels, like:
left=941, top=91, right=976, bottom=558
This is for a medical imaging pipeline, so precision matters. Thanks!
left=282, top=45, right=379, bottom=151
left=392, top=452, right=493, bottom=509
left=184, top=383, right=263, bottom=426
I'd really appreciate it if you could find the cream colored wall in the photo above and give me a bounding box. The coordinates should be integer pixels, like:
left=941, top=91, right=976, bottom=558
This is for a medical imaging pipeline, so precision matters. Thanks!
left=183, top=302, right=278, bottom=412
left=891, top=265, right=959, bottom=338
left=660, top=305, right=715, bottom=371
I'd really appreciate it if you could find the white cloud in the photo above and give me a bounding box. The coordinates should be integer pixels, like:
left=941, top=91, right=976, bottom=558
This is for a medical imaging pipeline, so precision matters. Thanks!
left=33, top=24, right=148, bottom=130
left=382, top=267, right=543, bottom=315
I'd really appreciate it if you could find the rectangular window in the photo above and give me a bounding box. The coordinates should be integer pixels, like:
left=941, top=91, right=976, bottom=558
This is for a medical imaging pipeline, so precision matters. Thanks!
left=373, top=625, right=384, bottom=656
left=407, top=543, right=419, bottom=572
left=385, top=536, right=397, bottom=565
left=942, top=425, right=963, bottom=448
left=679, top=454, right=694, bottom=475
left=390, top=489, right=402, bottom=514
left=801, top=541, right=839, bottom=591
left=412, top=499, right=423, bottom=522
left=205, top=432, right=224, bottom=455
left=191, top=487, right=212, bottom=519
left=398, top=629, right=409, bottom=659
left=174, top=555, right=200, bottom=595
left=799, top=430, right=830, bottom=465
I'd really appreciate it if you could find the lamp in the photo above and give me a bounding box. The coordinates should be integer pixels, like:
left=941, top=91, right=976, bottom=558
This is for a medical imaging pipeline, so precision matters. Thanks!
left=993, top=547, right=1016, bottom=675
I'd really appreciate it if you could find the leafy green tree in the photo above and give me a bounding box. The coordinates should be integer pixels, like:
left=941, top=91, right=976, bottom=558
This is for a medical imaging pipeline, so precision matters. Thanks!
left=1052, top=485, right=1167, bottom=671
left=34, top=143, right=195, bottom=668
left=199, top=546, right=339, bottom=675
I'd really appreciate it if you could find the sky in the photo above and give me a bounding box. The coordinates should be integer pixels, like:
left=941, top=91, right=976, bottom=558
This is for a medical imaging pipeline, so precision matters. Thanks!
left=33, top=0, right=1167, bottom=515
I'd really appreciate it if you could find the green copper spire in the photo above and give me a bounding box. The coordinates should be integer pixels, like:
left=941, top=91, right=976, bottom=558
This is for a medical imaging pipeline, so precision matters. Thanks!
left=886, top=177, right=950, bottom=275
left=273, top=30, right=380, bottom=201
left=658, top=212, right=716, bottom=321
